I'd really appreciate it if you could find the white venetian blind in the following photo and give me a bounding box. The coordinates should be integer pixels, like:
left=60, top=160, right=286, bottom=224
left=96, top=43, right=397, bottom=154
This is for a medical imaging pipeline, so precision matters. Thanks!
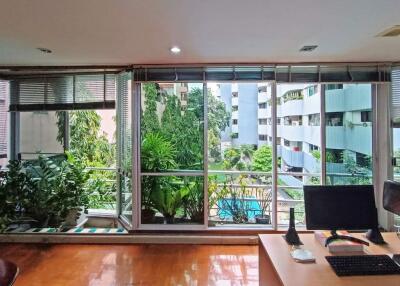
left=391, top=68, right=400, bottom=127
left=0, top=80, right=8, bottom=158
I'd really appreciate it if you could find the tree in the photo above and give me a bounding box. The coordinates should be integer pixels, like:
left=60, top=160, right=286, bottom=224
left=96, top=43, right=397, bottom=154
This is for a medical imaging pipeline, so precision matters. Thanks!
left=252, top=145, right=273, bottom=172
left=142, top=83, right=160, bottom=136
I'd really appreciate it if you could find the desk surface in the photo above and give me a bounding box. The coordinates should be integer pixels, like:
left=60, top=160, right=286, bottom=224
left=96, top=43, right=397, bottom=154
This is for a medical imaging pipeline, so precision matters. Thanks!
left=258, top=232, right=400, bottom=286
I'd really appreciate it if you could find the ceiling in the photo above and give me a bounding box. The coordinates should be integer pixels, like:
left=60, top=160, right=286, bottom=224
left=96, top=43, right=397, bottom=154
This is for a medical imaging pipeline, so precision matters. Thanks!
left=0, top=0, right=399, bottom=66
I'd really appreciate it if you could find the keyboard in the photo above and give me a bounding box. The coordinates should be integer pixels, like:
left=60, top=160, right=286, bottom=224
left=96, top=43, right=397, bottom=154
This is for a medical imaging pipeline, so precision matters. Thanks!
left=326, top=255, right=400, bottom=276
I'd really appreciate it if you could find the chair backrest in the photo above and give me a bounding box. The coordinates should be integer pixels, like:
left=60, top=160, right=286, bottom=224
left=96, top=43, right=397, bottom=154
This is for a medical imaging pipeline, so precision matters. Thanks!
left=383, top=180, right=400, bottom=216
left=0, top=259, right=18, bottom=286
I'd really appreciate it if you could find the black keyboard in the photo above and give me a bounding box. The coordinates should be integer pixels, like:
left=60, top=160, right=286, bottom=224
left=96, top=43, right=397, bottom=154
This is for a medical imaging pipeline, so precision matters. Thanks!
left=326, top=255, right=400, bottom=276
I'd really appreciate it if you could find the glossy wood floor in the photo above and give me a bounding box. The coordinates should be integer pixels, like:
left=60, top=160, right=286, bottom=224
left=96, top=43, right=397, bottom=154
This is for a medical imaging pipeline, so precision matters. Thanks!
left=0, top=243, right=258, bottom=286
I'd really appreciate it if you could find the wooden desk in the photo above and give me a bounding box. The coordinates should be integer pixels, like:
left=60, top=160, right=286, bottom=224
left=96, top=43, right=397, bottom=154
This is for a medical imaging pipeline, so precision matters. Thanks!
left=259, top=233, right=400, bottom=286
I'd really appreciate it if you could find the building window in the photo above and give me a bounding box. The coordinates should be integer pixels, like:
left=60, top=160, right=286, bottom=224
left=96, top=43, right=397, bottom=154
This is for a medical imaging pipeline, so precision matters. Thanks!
left=259, top=134, right=268, bottom=141
left=277, top=118, right=281, bottom=125
left=258, top=103, right=267, bottom=109
left=326, top=112, right=343, bottom=126
left=309, top=144, right=319, bottom=151
left=305, top=85, right=318, bottom=97
left=231, top=133, right=239, bottom=139
left=276, top=137, right=281, bottom=145
left=267, top=118, right=272, bottom=125
left=308, top=114, right=320, bottom=126
left=258, top=118, right=268, bottom=125
left=284, top=139, right=290, bottom=147
left=232, top=92, right=238, bottom=98
left=326, top=84, right=343, bottom=90
left=232, top=106, right=238, bottom=112
left=361, top=111, right=372, bottom=123
left=232, top=119, right=238, bottom=125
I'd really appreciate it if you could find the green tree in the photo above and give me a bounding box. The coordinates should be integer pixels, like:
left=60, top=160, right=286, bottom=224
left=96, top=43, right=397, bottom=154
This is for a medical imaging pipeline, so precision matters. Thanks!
left=252, top=145, right=273, bottom=172
left=142, top=83, right=160, bottom=136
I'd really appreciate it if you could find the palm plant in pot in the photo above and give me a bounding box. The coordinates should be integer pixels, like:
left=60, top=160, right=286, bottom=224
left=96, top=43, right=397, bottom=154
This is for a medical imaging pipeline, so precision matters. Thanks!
left=150, top=177, right=190, bottom=224
left=141, top=132, right=176, bottom=223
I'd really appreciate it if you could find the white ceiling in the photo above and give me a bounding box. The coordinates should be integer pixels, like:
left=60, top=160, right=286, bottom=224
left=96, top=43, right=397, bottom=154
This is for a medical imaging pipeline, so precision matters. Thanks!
left=0, top=0, right=399, bottom=66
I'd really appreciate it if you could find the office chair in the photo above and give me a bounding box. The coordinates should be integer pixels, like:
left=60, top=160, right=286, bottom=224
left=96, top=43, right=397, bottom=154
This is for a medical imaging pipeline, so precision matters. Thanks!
left=0, top=259, right=19, bottom=286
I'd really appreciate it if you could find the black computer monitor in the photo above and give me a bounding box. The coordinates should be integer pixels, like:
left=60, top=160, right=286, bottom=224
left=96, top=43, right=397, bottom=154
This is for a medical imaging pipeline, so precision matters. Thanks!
left=383, top=180, right=400, bottom=216
left=304, top=185, right=384, bottom=244
left=304, top=185, right=378, bottom=230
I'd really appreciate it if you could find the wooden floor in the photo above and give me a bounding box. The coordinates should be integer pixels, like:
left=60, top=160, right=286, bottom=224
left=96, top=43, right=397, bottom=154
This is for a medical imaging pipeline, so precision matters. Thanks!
left=0, top=243, right=258, bottom=286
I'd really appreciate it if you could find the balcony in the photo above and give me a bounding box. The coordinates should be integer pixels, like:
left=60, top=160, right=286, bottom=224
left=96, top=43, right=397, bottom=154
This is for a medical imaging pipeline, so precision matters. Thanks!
left=303, top=92, right=320, bottom=115
left=231, top=124, right=239, bottom=133
left=281, top=125, right=304, bottom=142
left=258, top=108, right=268, bottom=119
left=232, top=96, right=239, bottom=106
left=303, top=126, right=320, bottom=146
left=281, top=99, right=303, bottom=117
left=303, top=152, right=320, bottom=173
left=345, top=125, right=372, bottom=155
left=281, top=146, right=303, bottom=168
left=232, top=110, right=238, bottom=119
left=326, top=126, right=345, bottom=149
left=258, top=91, right=268, bottom=103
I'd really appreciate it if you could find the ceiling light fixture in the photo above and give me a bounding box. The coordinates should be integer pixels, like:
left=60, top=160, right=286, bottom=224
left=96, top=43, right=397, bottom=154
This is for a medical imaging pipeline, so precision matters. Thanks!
left=299, top=45, right=318, bottom=52
left=37, top=47, right=52, bottom=54
left=170, top=46, right=181, bottom=54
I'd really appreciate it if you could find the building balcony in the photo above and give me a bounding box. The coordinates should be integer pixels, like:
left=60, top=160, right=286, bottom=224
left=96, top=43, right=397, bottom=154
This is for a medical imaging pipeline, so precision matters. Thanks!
left=326, top=126, right=345, bottom=149
left=258, top=91, right=268, bottom=103
left=303, top=151, right=320, bottom=173
left=344, top=125, right=372, bottom=155
left=303, top=92, right=320, bottom=115
left=231, top=124, right=239, bottom=133
left=303, top=126, right=320, bottom=146
left=258, top=108, right=268, bottom=119
left=326, top=89, right=345, bottom=112
left=281, top=125, right=304, bottom=142
left=232, top=97, right=239, bottom=106
left=281, top=146, right=303, bottom=168
left=232, top=110, right=238, bottom=119
left=281, top=99, right=303, bottom=117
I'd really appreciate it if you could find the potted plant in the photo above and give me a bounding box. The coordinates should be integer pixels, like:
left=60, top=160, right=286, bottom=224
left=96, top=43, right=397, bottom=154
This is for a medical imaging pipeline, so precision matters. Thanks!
left=255, top=188, right=272, bottom=224
left=141, top=133, right=176, bottom=223
left=150, top=177, right=189, bottom=224
left=182, top=178, right=204, bottom=223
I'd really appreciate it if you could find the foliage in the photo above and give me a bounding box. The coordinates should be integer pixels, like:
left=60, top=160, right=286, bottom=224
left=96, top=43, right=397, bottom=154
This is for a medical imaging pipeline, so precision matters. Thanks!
left=223, top=148, right=241, bottom=170
left=56, top=109, right=116, bottom=209
left=25, top=154, right=90, bottom=227
left=141, top=133, right=177, bottom=171
left=182, top=178, right=204, bottom=223
left=0, top=161, right=35, bottom=232
left=252, top=145, right=273, bottom=172
left=142, top=83, right=161, bottom=136
left=0, top=155, right=90, bottom=230
left=311, top=150, right=321, bottom=161
left=150, top=178, right=190, bottom=223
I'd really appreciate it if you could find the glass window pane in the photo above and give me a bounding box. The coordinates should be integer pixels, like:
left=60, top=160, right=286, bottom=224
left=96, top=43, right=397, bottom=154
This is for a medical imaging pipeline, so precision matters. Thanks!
left=277, top=83, right=322, bottom=226
left=141, top=83, right=204, bottom=172
left=19, top=111, right=64, bottom=159
left=141, top=175, right=204, bottom=224
left=208, top=83, right=273, bottom=227
left=325, top=84, right=373, bottom=185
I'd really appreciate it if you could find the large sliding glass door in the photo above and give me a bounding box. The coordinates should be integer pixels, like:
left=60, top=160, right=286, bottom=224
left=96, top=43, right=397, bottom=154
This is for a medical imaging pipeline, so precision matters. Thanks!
left=139, top=82, right=206, bottom=229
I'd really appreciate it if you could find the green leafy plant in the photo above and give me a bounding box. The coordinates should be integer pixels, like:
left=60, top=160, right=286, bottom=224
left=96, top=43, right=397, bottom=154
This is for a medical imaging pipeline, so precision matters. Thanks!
left=150, top=178, right=190, bottom=224
left=182, top=178, right=204, bottom=223
left=252, top=145, right=273, bottom=172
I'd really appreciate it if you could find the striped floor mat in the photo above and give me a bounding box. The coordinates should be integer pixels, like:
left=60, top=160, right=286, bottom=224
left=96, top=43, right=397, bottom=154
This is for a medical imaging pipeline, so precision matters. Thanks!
left=22, top=227, right=128, bottom=234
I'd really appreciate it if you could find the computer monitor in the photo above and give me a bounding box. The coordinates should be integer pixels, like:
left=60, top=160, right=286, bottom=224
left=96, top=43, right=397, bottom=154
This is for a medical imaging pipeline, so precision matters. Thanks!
left=383, top=180, right=400, bottom=216
left=304, top=185, right=384, bottom=244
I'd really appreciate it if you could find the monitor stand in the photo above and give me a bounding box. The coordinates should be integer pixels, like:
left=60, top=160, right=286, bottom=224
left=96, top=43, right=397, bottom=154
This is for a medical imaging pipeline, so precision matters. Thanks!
left=325, top=230, right=370, bottom=247
left=365, top=228, right=386, bottom=244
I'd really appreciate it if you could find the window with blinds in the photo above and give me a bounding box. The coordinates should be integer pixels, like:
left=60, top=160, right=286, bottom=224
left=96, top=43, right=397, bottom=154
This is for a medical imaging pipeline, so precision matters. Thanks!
left=392, top=68, right=400, bottom=127
left=0, top=80, right=8, bottom=159
left=9, top=73, right=117, bottom=111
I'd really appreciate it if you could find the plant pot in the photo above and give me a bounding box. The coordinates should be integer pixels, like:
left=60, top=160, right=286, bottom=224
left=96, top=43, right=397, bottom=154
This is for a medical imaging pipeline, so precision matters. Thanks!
left=62, top=208, right=81, bottom=227
left=255, top=214, right=270, bottom=224
left=142, top=209, right=156, bottom=223
left=163, top=214, right=175, bottom=224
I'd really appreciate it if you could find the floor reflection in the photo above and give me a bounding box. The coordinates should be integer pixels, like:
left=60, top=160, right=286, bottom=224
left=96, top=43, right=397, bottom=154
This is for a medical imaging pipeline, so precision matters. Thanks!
left=0, top=244, right=258, bottom=286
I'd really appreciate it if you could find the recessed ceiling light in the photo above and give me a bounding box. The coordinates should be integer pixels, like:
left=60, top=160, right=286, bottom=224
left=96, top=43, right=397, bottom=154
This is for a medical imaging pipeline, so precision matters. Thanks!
left=299, top=45, right=318, bottom=52
left=37, top=47, right=52, bottom=54
left=170, top=46, right=181, bottom=54
left=376, top=25, right=400, bottom=37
